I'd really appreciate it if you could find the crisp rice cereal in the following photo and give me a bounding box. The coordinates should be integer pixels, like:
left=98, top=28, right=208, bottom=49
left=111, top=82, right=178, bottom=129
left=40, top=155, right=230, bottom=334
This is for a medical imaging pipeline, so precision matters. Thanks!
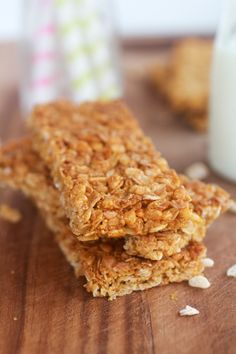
left=188, top=275, right=211, bottom=289
left=179, top=305, right=199, bottom=316
left=184, top=162, right=209, bottom=181
left=226, top=264, right=236, bottom=277
left=202, top=258, right=214, bottom=267
left=229, top=201, right=236, bottom=214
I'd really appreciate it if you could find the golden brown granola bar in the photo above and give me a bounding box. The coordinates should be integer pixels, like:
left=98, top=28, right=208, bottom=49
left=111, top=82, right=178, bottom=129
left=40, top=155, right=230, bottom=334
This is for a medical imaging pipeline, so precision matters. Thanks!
left=151, top=39, right=212, bottom=131
left=125, top=174, right=231, bottom=259
left=56, top=232, right=206, bottom=299
left=179, top=174, right=230, bottom=226
left=0, top=138, right=201, bottom=261
left=186, top=113, right=208, bottom=132
left=0, top=138, right=230, bottom=261
left=38, top=207, right=206, bottom=299
left=167, top=39, right=212, bottom=113
left=0, top=139, right=66, bottom=224
left=0, top=139, right=207, bottom=299
left=29, top=100, right=197, bottom=240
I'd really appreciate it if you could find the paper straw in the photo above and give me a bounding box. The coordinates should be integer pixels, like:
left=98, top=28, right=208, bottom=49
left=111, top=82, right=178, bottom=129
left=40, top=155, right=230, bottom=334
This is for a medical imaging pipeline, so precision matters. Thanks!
left=30, top=0, right=59, bottom=106
left=55, top=0, right=121, bottom=102
left=74, top=0, right=122, bottom=100
left=55, top=0, right=98, bottom=101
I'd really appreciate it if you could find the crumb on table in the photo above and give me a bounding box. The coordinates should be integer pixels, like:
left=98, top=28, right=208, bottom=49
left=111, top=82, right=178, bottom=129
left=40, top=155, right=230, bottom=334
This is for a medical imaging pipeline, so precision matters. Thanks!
left=0, top=204, right=22, bottom=223
left=170, top=292, right=178, bottom=301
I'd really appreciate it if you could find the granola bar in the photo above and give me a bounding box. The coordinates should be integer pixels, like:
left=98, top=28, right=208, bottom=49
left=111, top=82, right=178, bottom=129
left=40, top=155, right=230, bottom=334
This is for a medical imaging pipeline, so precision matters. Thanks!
left=0, top=138, right=230, bottom=261
left=179, top=174, right=231, bottom=226
left=29, top=100, right=196, bottom=240
left=124, top=176, right=231, bottom=259
left=0, top=141, right=206, bottom=300
left=0, top=138, right=65, bottom=223
left=39, top=207, right=206, bottom=299
left=55, top=232, right=206, bottom=300
left=151, top=39, right=212, bottom=131
left=0, top=138, right=208, bottom=299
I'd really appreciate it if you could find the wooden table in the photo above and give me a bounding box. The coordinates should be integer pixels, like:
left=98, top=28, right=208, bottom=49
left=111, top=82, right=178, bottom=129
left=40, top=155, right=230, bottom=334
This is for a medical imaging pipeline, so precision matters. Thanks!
left=1, top=42, right=236, bottom=354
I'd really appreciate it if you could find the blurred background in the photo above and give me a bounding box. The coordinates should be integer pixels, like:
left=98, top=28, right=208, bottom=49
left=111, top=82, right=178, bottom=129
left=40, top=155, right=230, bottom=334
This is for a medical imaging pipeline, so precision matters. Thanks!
left=0, top=0, right=225, bottom=162
left=0, top=0, right=224, bottom=112
left=0, top=0, right=223, bottom=40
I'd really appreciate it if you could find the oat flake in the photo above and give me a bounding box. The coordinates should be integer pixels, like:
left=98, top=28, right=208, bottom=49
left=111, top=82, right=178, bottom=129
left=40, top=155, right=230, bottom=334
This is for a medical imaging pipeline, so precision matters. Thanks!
left=188, top=275, right=211, bottom=289
left=227, top=264, right=236, bottom=277
left=179, top=305, right=199, bottom=316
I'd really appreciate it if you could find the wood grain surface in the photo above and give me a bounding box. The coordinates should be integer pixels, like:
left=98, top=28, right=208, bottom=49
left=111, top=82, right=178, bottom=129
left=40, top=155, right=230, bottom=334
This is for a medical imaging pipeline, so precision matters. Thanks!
left=0, top=43, right=236, bottom=354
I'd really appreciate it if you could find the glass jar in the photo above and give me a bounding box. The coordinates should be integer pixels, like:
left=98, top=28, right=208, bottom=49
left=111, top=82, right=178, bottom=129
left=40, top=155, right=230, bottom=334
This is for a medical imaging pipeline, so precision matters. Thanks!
left=209, top=0, right=236, bottom=182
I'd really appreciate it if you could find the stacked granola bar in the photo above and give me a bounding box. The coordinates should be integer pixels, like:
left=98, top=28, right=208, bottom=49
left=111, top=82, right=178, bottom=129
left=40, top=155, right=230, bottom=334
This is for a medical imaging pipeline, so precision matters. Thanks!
left=151, top=39, right=212, bottom=131
left=0, top=100, right=231, bottom=299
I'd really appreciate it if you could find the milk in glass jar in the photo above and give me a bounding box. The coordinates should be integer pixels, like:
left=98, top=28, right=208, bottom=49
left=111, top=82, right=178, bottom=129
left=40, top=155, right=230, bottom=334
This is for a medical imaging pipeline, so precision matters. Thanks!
left=209, top=0, right=236, bottom=182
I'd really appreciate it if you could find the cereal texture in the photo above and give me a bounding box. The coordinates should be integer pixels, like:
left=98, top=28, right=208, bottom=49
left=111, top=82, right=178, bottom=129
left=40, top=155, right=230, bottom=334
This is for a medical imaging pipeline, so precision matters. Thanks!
left=0, top=139, right=65, bottom=223
left=56, top=233, right=206, bottom=300
left=29, top=100, right=196, bottom=240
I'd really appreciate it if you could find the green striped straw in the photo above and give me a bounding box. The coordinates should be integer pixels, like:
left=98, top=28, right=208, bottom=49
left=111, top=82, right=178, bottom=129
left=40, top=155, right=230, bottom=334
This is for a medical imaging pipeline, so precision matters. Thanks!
left=55, top=0, right=121, bottom=102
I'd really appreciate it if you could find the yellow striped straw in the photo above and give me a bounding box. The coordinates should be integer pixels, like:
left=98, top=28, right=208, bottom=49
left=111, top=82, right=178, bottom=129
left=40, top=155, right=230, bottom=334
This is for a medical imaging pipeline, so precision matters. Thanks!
left=55, top=0, right=98, bottom=101
left=55, top=0, right=121, bottom=102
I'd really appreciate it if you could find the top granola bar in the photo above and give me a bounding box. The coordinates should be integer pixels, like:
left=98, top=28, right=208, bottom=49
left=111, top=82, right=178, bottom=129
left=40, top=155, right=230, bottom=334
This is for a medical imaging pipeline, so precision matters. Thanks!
left=29, top=100, right=195, bottom=240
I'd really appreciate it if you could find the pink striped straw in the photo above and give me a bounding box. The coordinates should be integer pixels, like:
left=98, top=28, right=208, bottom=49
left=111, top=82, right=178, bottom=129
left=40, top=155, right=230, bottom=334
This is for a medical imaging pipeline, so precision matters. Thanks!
left=31, top=74, right=58, bottom=89
left=32, top=51, right=57, bottom=62
left=36, top=24, right=56, bottom=36
left=30, top=0, right=59, bottom=106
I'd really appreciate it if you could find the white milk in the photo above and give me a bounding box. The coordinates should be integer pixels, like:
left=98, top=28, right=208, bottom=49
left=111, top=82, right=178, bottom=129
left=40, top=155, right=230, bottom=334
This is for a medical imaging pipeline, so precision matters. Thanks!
left=209, top=1, right=236, bottom=182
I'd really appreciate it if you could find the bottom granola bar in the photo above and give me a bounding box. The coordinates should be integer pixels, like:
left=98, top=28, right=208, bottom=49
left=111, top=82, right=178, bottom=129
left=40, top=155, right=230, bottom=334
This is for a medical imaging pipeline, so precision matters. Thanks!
left=39, top=207, right=206, bottom=299
left=55, top=231, right=205, bottom=299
